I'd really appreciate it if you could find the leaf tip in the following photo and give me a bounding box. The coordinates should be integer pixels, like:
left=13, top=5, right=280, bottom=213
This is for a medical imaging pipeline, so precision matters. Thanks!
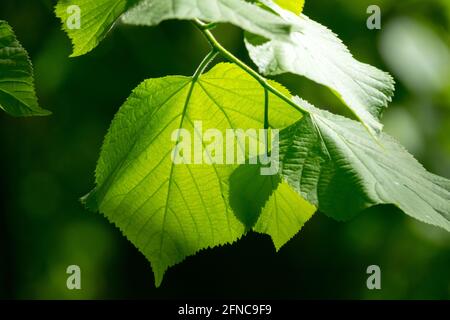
left=152, top=264, right=167, bottom=288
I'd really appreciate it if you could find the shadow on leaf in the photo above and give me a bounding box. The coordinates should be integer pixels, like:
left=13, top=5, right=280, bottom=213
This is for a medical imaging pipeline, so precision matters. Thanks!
left=229, top=162, right=281, bottom=230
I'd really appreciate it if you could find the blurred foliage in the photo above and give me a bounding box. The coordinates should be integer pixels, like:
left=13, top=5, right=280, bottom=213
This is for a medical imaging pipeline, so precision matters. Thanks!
left=0, top=0, right=449, bottom=299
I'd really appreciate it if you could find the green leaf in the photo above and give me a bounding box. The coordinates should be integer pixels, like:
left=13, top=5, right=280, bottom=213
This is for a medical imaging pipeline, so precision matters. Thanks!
left=229, top=163, right=315, bottom=250
left=56, top=0, right=292, bottom=57
left=55, top=0, right=137, bottom=57
left=85, top=62, right=313, bottom=286
left=0, top=20, right=51, bottom=117
left=279, top=97, right=450, bottom=232
left=245, top=0, right=394, bottom=135
left=274, top=0, right=305, bottom=15
left=254, top=180, right=314, bottom=249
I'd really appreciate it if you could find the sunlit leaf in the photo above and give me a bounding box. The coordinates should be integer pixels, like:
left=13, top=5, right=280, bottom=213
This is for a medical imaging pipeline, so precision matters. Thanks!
left=246, top=0, right=394, bottom=135
left=55, top=0, right=137, bottom=57
left=85, top=63, right=314, bottom=285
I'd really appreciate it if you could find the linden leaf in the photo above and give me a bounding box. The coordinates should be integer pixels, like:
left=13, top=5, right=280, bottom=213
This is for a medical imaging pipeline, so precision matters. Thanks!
left=245, top=0, right=394, bottom=135
left=280, top=98, right=450, bottom=232
left=84, top=63, right=315, bottom=286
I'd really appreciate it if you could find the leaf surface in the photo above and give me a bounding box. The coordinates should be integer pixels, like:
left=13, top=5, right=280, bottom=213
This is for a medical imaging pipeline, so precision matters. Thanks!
left=0, top=20, right=50, bottom=116
left=123, top=0, right=291, bottom=38
left=55, top=0, right=137, bottom=57
left=279, top=98, right=450, bottom=231
left=229, top=163, right=315, bottom=250
left=254, top=180, right=314, bottom=249
left=85, top=63, right=314, bottom=285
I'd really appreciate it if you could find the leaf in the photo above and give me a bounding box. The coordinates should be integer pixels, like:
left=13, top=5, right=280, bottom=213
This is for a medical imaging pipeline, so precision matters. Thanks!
left=122, top=0, right=292, bottom=40
left=0, top=20, right=51, bottom=117
left=55, top=0, right=138, bottom=57
left=279, top=97, right=450, bottom=232
left=55, top=0, right=292, bottom=57
left=245, top=0, right=394, bottom=135
left=274, top=0, right=305, bottom=15
left=84, top=62, right=311, bottom=286
left=254, top=179, right=314, bottom=249
left=254, top=180, right=314, bottom=249
left=229, top=163, right=316, bottom=250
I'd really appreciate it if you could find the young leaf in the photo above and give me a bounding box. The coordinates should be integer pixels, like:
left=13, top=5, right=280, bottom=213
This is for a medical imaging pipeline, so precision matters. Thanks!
left=279, top=97, right=450, bottom=232
left=85, top=62, right=311, bottom=286
left=55, top=0, right=137, bottom=57
left=0, top=20, right=51, bottom=117
left=245, top=0, right=394, bottom=135
left=55, top=0, right=292, bottom=57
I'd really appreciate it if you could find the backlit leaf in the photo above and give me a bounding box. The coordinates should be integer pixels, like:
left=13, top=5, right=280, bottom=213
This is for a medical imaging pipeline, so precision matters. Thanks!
left=246, top=0, right=394, bottom=135
left=85, top=63, right=315, bottom=285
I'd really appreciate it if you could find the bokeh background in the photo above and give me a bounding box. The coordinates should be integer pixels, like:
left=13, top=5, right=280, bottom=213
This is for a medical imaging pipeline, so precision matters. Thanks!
left=1, top=0, right=449, bottom=299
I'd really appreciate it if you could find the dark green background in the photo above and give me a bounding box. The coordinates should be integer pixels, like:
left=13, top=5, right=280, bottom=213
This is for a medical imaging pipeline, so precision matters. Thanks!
left=1, top=0, right=449, bottom=299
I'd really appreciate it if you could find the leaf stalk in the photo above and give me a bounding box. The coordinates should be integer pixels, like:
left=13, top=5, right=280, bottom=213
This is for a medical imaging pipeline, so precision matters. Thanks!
left=193, top=19, right=306, bottom=116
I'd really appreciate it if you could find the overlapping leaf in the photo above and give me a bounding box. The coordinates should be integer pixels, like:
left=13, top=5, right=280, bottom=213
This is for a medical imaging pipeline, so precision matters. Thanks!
left=55, top=0, right=292, bottom=57
left=229, top=163, right=315, bottom=250
left=85, top=63, right=315, bottom=286
left=0, top=20, right=50, bottom=117
left=56, top=0, right=450, bottom=288
left=279, top=98, right=450, bottom=231
left=254, top=180, right=314, bottom=249
left=245, top=0, right=395, bottom=135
